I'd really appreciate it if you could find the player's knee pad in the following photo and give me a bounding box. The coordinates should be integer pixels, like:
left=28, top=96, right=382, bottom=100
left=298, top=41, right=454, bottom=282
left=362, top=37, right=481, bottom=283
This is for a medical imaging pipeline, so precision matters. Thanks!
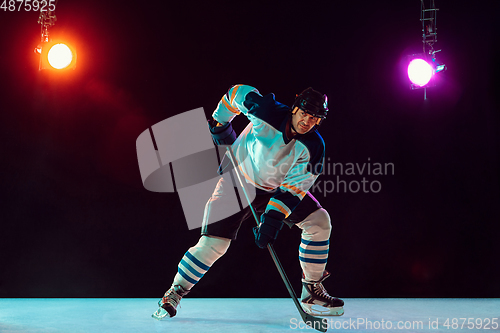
left=298, top=208, right=331, bottom=238
left=190, top=235, right=231, bottom=262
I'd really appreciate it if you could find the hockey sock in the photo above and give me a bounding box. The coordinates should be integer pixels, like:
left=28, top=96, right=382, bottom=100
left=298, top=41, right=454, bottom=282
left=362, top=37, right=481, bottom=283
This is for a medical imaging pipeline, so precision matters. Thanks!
left=296, top=208, right=331, bottom=283
left=172, top=235, right=231, bottom=290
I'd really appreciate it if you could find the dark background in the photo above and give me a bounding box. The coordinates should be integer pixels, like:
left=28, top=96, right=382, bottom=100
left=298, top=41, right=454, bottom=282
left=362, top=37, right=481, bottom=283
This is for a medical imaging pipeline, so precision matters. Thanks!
left=0, top=0, right=498, bottom=298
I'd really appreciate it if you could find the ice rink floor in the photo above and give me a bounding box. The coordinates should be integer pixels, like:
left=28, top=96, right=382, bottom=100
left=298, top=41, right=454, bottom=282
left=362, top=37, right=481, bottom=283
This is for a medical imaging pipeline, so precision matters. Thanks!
left=0, top=298, right=498, bottom=333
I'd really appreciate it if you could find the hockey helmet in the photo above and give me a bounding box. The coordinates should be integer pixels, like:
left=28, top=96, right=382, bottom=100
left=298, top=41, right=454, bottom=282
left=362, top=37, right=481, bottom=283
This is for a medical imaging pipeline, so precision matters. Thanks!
left=291, top=87, right=328, bottom=126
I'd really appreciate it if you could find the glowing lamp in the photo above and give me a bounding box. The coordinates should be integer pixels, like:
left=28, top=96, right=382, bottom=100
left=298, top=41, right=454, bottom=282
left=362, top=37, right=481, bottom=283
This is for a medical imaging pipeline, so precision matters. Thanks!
left=36, top=41, right=77, bottom=71
left=407, top=58, right=433, bottom=87
left=47, top=44, right=74, bottom=69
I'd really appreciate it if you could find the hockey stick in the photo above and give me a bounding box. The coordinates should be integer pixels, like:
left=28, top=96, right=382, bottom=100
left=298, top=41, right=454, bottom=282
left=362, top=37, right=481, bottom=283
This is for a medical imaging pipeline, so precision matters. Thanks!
left=225, top=147, right=327, bottom=333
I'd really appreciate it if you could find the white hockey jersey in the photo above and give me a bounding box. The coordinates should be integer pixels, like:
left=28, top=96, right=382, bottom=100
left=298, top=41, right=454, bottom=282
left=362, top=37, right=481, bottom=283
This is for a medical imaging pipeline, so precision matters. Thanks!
left=212, top=84, right=325, bottom=221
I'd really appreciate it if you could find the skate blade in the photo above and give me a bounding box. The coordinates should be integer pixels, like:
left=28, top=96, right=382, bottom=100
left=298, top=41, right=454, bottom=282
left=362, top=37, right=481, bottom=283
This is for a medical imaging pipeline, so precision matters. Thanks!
left=301, top=303, right=344, bottom=316
left=152, top=307, right=170, bottom=320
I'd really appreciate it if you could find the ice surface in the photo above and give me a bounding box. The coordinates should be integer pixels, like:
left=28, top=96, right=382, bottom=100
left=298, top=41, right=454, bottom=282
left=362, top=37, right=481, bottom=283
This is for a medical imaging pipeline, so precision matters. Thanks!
left=0, top=298, right=498, bottom=333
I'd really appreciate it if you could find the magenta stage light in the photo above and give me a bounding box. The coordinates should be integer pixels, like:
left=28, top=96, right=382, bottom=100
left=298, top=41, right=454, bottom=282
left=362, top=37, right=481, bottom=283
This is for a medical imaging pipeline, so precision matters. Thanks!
left=407, top=58, right=433, bottom=87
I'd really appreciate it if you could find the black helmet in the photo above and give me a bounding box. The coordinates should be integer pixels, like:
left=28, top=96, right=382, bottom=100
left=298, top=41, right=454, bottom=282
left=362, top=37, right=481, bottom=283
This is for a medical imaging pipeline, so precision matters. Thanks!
left=291, top=87, right=328, bottom=125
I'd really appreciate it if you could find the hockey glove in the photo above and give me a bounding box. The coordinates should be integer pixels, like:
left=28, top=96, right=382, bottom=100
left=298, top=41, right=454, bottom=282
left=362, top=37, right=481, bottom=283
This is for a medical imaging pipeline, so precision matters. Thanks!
left=253, top=213, right=284, bottom=249
left=208, top=118, right=237, bottom=146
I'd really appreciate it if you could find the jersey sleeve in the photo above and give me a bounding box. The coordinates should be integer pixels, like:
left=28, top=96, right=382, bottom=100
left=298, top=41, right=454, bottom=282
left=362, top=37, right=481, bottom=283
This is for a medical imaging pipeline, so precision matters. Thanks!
left=212, top=84, right=261, bottom=124
left=265, top=145, right=324, bottom=221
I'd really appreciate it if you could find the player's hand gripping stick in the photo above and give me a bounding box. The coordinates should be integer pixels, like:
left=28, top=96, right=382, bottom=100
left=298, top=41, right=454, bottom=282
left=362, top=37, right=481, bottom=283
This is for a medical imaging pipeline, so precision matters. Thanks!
left=253, top=214, right=283, bottom=249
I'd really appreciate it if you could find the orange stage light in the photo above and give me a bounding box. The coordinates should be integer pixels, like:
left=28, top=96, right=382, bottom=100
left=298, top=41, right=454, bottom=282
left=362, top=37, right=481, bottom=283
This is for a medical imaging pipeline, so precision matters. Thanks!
left=37, top=41, right=77, bottom=71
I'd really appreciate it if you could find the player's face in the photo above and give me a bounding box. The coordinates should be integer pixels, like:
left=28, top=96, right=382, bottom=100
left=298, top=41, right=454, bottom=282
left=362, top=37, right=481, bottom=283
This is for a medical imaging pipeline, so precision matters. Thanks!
left=291, top=107, right=319, bottom=134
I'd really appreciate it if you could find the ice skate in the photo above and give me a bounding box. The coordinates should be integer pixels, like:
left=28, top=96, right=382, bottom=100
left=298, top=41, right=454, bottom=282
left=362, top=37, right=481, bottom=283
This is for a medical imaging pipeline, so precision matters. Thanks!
left=152, top=285, right=189, bottom=320
left=300, top=271, right=344, bottom=316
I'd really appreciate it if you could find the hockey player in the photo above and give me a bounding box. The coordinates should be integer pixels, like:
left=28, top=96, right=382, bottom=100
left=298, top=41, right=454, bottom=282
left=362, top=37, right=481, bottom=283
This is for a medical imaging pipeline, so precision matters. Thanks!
left=152, top=85, right=344, bottom=319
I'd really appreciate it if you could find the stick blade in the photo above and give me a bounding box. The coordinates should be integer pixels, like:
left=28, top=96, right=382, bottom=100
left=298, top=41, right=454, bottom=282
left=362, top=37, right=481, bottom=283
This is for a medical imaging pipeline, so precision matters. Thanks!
left=300, top=312, right=328, bottom=332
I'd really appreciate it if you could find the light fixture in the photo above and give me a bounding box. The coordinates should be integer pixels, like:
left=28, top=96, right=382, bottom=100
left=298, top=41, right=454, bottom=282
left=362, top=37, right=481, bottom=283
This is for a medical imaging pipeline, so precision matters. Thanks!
left=36, top=40, right=77, bottom=71
left=406, top=0, right=446, bottom=99
left=408, top=58, right=434, bottom=87
left=34, top=1, right=77, bottom=71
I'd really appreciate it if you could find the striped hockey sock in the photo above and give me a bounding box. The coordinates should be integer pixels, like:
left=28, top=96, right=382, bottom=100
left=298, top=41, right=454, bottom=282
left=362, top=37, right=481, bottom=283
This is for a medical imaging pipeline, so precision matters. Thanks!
left=296, top=208, right=331, bottom=283
left=172, top=236, right=230, bottom=290
left=299, top=238, right=329, bottom=283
